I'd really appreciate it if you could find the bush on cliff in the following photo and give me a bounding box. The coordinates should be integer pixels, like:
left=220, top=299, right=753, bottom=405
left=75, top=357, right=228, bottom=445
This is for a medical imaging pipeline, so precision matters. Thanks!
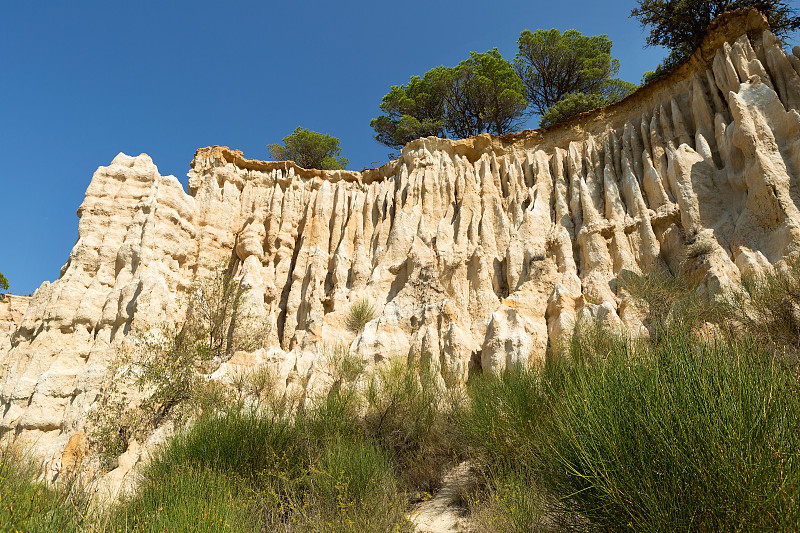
left=268, top=127, right=349, bottom=170
left=89, top=265, right=270, bottom=461
left=344, top=297, right=377, bottom=333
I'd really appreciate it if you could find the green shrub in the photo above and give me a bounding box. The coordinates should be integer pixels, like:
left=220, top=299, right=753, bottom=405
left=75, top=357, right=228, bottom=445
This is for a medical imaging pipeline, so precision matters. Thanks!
left=539, top=92, right=608, bottom=127
left=304, top=385, right=363, bottom=442
left=550, top=329, right=800, bottom=531
left=345, top=298, right=378, bottom=332
left=724, top=256, right=800, bottom=359
left=320, top=344, right=367, bottom=392
left=311, top=436, right=394, bottom=508
left=459, top=365, right=548, bottom=474
left=89, top=265, right=271, bottom=464
left=127, top=267, right=268, bottom=422
left=467, top=468, right=553, bottom=533
left=108, top=398, right=412, bottom=533
left=460, top=267, right=800, bottom=532
left=364, top=357, right=461, bottom=493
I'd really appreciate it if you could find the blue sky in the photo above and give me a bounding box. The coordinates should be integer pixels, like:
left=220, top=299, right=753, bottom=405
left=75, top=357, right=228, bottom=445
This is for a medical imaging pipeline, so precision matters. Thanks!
left=1, top=1, right=797, bottom=295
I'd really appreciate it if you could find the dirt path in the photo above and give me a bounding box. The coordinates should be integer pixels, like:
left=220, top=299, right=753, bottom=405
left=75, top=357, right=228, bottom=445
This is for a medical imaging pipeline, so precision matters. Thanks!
left=409, top=461, right=474, bottom=533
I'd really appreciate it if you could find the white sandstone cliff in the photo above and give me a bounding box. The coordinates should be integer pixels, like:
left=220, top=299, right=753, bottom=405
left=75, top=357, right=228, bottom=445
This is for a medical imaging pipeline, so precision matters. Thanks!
left=2, top=8, right=800, bottom=488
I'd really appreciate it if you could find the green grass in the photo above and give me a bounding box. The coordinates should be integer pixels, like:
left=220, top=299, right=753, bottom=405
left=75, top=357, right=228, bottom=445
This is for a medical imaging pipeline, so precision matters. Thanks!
left=363, top=357, right=462, bottom=493
left=4, top=263, right=800, bottom=532
left=105, top=390, right=413, bottom=533
left=0, top=446, right=90, bottom=533
left=460, top=267, right=800, bottom=532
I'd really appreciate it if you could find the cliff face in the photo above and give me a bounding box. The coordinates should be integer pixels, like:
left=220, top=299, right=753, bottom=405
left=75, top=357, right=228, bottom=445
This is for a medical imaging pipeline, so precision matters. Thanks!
left=0, top=295, right=29, bottom=357
left=3, top=9, right=800, bottom=471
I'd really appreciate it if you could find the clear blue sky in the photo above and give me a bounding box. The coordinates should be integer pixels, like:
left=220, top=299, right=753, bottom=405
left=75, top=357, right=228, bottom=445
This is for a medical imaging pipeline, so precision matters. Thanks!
left=1, top=1, right=797, bottom=295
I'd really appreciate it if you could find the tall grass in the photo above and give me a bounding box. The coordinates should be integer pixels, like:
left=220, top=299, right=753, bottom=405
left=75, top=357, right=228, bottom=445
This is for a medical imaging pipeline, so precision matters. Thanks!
left=106, top=386, right=415, bottom=532
left=0, top=445, right=90, bottom=533
left=3, top=357, right=455, bottom=532
left=364, top=357, right=462, bottom=493
left=8, top=263, right=800, bottom=531
left=461, top=267, right=800, bottom=532
left=551, top=331, right=799, bottom=531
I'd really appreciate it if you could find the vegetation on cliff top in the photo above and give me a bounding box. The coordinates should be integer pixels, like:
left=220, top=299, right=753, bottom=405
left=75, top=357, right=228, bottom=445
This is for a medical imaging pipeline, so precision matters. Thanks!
left=371, top=27, right=637, bottom=143
left=268, top=127, right=349, bottom=170
left=633, top=0, right=800, bottom=82
left=515, top=28, right=637, bottom=119
left=262, top=6, right=797, bottom=163
left=370, top=48, right=528, bottom=149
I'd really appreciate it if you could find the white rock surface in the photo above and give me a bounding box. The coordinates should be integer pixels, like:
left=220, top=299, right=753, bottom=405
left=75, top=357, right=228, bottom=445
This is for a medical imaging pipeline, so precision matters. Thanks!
left=2, top=9, right=800, bottom=489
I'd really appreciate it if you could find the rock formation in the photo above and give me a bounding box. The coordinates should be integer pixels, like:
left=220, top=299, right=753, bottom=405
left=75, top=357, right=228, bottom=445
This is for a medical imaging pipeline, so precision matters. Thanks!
left=0, top=294, right=29, bottom=361
left=3, top=8, right=800, bottom=484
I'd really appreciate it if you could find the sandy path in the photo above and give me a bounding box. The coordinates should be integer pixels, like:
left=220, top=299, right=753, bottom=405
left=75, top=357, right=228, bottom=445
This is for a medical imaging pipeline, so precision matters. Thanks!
left=409, top=461, right=474, bottom=533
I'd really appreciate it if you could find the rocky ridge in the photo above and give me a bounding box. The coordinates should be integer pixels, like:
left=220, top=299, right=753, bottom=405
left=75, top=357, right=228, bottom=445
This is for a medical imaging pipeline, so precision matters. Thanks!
left=2, top=8, right=800, bottom=490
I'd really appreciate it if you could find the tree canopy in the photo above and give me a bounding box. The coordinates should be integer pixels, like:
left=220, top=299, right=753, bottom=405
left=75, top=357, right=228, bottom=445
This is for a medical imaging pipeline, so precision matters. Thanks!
left=632, top=0, right=800, bottom=77
left=514, top=29, right=622, bottom=116
left=370, top=72, right=448, bottom=149
left=372, top=29, right=638, bottom=146
left=512, top=29, right=637, bottom=127
left=444, top=49, right=528, bottom=138
left=371, top=49, right=527, bottom=149
left=268, top=127, right=349, bottom=170
left=0, top=270, right=7, bottom=292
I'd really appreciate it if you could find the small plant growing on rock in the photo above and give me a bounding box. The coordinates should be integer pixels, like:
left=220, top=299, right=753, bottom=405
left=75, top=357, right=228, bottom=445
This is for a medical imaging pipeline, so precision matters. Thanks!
left=90, top=265, right=271, bottom=461
left=345, top=298, right=378, bottom=333
left=684, top=238, right=716, bottom=261
left=322, top=344, right=367, bottom=386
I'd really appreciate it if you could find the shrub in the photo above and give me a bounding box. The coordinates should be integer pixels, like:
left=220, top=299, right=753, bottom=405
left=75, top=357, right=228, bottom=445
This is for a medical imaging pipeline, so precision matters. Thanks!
left=321, top=344, right=367, bottom=387
left=549, top=329, right=800, bottom=531
left=126, top=265, right=268, bottom=422
left=107, top=462, right=263, bottom=533
left=90, top=265, right=270, bottom=460
left=108, top=403, right=412, bottom=533
left=617, top=267, right=719, bottom=337
left=345, top=298, right=378, bottom=333
left=460, top=267, right=800, bottom=532
left=539, top=92, right=608, bottom=127
left=268, top=127, right=349, bottom=170
left=466, top=468, right=553, bottom=533
left=310, top=436, right=394, bottom=509
left=364, top=357, right=461, bottom=493
left=538, top=78, right=637, bottom=127
left=724, top=256, right=800, bottom=359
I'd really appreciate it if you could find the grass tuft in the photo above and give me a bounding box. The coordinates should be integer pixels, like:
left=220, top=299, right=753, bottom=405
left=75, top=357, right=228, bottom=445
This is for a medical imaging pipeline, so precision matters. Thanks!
left=345, top=298, right=378, bottom=333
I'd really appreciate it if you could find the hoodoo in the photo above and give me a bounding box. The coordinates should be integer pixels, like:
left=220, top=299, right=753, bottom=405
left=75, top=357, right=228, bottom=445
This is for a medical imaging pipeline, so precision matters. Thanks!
left=3, top=8, right=800, bottom=485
